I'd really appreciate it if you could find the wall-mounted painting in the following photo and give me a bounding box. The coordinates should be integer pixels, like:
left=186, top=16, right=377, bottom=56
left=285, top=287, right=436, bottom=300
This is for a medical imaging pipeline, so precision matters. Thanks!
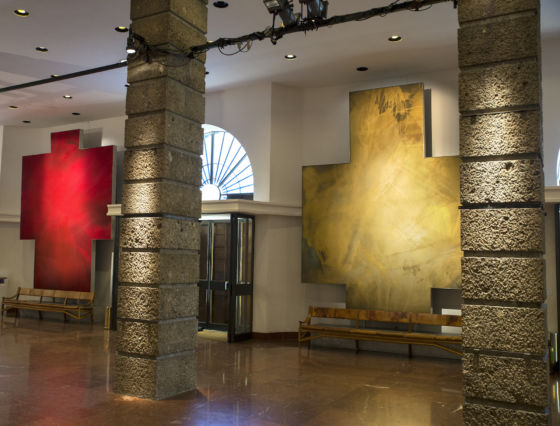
left=20, top=130, right=115, bottom=292
left=302, top=83, right=461, bottom=312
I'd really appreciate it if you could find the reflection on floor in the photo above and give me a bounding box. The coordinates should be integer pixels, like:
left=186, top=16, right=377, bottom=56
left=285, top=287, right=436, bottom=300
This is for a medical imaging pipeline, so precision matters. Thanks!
left=198, top=329, right=227, bottom=343
left=0, top=317, right=558, bottom=425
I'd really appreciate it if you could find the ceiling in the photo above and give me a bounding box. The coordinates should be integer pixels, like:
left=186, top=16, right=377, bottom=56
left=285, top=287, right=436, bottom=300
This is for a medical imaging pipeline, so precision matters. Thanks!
left=0, top=0, right=559, bottom=128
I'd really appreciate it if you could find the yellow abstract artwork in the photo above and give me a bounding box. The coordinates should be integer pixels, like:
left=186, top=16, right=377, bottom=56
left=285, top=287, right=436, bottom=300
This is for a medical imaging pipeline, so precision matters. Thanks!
left=302, top=83, right=461, bottom=312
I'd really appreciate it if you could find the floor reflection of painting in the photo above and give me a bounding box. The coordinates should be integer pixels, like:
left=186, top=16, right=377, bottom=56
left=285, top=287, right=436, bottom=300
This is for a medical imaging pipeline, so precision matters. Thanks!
left=302, top=83, right=461, bottom=312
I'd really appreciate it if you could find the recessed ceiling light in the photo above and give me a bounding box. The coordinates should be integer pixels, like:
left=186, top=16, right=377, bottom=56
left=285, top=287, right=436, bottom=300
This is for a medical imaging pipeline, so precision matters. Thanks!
left=120, top=59, right=127, bottom=63
left=356, top=66, right=368, bottom=72
left=13, top=9, right=29, bottom=17
left=124, top=83, right=130, bottom=87
left=22, top=120, right=31, bottom=124
left=36, top=46, right=48, bottom=52
left=213, top=1, right=229, bottom=8
left=388, top=35, right=402, bottom=42
left=115, top=26, right=129, bottom=33
left=72, top=112, right=81, bottom=116
left=63, top=95, right=72, bottom=99
left=51, top=74, right=60, bottom=78
left=205, top=71, right=209, bottom=75
left=284, top=54, right=296, bottom=60
left=9, top=105, right=19, bottom=109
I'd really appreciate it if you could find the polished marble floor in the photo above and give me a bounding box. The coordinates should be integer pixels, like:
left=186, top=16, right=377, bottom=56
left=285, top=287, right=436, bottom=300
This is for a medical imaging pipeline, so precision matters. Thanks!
left=0, top=317, right=557, bottom=425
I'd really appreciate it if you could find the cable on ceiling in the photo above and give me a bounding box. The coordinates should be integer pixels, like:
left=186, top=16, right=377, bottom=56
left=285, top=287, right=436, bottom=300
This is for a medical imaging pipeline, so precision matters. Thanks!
left=0, top=0, right=454, bottom=94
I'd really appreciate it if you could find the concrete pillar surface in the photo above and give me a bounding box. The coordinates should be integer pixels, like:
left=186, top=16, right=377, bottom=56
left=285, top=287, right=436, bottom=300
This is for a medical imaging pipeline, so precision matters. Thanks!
left=458, top=0, right=550, bottom=424
left=115, top=0, right=207, bottom=400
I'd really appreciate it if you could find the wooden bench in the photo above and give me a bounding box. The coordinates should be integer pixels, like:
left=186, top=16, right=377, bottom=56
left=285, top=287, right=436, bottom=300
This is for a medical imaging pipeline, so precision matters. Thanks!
left=298, top=306, right=462, bottom=356
left=1, top=287, right=94, bottom=323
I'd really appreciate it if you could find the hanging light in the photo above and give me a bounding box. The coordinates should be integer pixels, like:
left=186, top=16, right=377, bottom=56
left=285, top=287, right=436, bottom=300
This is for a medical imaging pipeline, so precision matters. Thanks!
left=263, top=0, right=297, bottom=27
left=300, top=0, right=328, bottom=20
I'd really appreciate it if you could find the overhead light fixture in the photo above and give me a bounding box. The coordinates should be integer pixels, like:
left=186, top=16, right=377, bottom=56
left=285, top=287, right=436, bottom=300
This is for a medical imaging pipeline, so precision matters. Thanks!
left=22, top=120, right=31, bottom=124
left=13, top=9, right=29, bottom=17
left=125, top=83, right=130, bottom=87
left=51, top=74, right=60, bottom=78
left=300, top=0, right=328, bottom=19
left=115, top=26, right=129, bottom=33
left=36, top=46, right=48, bottom=52
left=126, top=36, right=136, bottom=54
left=388, top=35, right=402, bottom=42
left=263, top=0, right=297, bottom=27
left=213, top=1, right=229, bottom=7
left=72, top=112, right=81, bottom=116
left=63, top=95, right=72, bottom=99
left=284, top=54, right=296, bottom=60
left=356, top=66, right=368, bottom=72
left=9, top=105, right=19, bottom=109
left=120, top=59, right=127, bottom=63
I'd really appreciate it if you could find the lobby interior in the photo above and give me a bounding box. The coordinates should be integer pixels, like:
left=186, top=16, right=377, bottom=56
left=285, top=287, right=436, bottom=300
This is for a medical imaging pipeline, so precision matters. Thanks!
left=2, top=0, right=560, bottom=424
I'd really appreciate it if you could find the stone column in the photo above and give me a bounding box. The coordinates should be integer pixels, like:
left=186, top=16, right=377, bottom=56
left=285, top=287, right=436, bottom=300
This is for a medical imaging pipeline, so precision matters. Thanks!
left=458, top=0, right=549, bottom=424
left=114, top=0, right=207, bottom=400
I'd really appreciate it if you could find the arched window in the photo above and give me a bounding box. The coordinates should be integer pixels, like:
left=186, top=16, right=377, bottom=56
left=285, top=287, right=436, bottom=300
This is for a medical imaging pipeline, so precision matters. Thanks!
left=201, top=124, right=254, bottom=200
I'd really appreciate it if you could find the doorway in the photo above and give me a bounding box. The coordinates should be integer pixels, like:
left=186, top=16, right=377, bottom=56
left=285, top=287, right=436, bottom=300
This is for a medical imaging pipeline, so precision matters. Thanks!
left=198, top=213, right=255, bottom=342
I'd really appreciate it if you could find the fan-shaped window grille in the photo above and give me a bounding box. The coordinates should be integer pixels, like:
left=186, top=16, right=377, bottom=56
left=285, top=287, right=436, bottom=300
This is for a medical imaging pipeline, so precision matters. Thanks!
left=201, top=125, right=254, bottom=200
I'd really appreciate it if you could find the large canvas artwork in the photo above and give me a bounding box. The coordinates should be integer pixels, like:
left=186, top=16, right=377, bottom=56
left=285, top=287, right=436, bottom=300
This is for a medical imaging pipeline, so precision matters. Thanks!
left=20, top=130, right=115, bottom=292
left=302, top=83, right=461, bottom=312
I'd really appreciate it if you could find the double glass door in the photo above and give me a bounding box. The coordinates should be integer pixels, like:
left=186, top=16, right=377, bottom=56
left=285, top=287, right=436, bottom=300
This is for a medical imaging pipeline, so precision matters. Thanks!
left=198, top=214, right=254, bottom=342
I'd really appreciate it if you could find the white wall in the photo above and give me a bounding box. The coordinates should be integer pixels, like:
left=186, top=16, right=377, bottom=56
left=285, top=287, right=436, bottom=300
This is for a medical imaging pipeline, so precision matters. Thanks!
left=0, top=127, right=51, bottom=215
left=48, top=116, right=126, bottom=151
left=206, top=83, right=272, bottom=201
left=253, top=215, right=345, bottom=332
left=543, top=37, right=560, bottom=186
left=269, top=84, right=303, bottom=205
left=0, top=126, right=3, bottom=179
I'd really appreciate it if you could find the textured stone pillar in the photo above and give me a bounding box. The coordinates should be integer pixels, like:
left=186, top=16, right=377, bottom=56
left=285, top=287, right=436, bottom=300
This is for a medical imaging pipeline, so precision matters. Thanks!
left=458, top=0, right=550, bottom=424
left=114, top=0, right=207, bottom=400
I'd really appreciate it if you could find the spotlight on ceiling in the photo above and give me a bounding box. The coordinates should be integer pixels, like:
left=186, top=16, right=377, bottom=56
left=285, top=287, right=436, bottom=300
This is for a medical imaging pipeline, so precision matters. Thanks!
left=263, top=0, right=297, bottom=27
left=63, top=95, right=72, bottom=99
left=9, top=106, right=19, bottom=109
left=36, top=46, right=48, bottom=52
left=356, top=66, right=368, bottom=72
left=115, top=26, right=129, bottom=33
left=300, top=0, right=328, bottom=20
left=213, top=1, right=229, bottom=7
left=22, top=120, right=31, bottom=124
left=388, top=35, right=402, bottom=42
left=14, top=9, right=30, bottom=17
left=51, top=74, right=60, bottom=78
left=72, top=112, right=81, bottom=116
left=284, top=54, right=296, bottom=60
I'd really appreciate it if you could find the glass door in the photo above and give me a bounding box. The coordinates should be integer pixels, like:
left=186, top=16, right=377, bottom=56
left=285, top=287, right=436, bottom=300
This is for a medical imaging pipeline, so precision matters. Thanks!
left=228, top=214, right=254, bottom=342
left=198, top=218, right=231, bottom=331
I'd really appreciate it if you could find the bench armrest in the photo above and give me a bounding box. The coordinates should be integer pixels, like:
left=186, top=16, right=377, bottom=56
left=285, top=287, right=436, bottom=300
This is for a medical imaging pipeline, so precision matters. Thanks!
left=2, top=292, right=20, bottom=302
left=300, top=307, right=313, bottom=326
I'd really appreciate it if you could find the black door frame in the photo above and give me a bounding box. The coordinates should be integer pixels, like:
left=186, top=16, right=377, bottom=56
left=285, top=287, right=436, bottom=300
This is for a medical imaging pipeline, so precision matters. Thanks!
left=227, top=213, right=255, bottom=342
